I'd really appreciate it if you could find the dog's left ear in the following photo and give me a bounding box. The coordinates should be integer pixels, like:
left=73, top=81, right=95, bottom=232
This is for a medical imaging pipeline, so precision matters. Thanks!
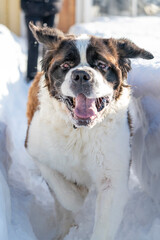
left=115, top=38, right=154, bottom=59
left=29, top=22, right=64, bottom=48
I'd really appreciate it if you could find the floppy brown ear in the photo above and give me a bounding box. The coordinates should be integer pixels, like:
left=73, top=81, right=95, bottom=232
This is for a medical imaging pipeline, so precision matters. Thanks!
left=29, top=22, right=64, bottom=48
left=116, top=38, right=154, bottom=60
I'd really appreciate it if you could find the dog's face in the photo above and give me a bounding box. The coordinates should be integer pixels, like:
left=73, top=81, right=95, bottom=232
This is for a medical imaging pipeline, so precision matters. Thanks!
left=29, top=23, right=153, bottom=128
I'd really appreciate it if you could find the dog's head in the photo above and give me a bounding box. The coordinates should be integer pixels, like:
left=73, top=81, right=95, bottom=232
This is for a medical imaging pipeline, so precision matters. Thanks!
left=29, top=22, right=153, bottom=128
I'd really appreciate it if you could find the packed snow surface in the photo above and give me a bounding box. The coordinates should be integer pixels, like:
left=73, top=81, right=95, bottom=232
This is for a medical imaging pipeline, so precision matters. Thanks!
left=0, top=17, right=160, bottom=240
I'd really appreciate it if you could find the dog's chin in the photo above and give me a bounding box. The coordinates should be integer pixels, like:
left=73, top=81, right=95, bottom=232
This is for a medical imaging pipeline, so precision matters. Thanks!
left=72, top=115, right=99, bottom=128
left=63, top=93, right=110, bottom=128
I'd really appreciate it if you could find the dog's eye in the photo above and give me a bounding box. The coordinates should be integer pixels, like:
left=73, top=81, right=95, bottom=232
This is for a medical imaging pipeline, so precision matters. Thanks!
left=97, top=61, right=108, bottom=71
left=60, top=62, right=71, bottom=70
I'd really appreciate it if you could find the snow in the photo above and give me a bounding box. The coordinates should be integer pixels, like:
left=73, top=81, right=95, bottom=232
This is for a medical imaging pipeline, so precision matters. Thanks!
left=0, top=16, right=160, bottom=239
left=0, top=171, right=11, bottom=240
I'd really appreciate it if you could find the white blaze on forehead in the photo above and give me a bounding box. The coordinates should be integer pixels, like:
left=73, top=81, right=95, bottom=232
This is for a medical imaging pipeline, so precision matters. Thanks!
left=75, top=34, right=90, bottom=65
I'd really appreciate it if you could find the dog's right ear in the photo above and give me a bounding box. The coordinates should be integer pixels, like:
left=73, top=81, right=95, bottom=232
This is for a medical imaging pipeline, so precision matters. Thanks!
left=29, top=22, right=64, bottom=48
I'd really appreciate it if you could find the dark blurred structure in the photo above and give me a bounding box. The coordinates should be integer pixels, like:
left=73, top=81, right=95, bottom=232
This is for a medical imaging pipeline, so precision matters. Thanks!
left=93, top=0, right=160, bottom=16
left=93, top=0, right=129, bottom=16
left=21, top=0, right=62, bottom=82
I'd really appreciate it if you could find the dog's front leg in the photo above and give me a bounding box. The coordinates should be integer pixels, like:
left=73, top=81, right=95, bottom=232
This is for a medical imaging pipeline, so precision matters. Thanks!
left=91, top=171, right=128, bottom=240
left=37, top=162, right=87, bottom=213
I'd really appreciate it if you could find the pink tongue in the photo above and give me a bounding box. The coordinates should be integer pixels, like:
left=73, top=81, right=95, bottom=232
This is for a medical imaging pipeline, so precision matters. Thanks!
left=74, top=94, right=97, bottom=119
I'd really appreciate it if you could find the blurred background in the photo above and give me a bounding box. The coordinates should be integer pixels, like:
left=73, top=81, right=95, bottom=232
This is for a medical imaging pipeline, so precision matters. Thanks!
left=0, top=0, right=160, bottom=36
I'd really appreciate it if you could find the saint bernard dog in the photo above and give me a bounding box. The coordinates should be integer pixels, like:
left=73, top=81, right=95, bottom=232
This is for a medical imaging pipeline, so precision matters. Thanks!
left=25, top=22, right=153, bottom=240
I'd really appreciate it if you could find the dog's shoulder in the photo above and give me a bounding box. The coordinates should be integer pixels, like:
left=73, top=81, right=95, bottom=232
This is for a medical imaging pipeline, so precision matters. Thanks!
left=26, top=72, right=42, bottom=125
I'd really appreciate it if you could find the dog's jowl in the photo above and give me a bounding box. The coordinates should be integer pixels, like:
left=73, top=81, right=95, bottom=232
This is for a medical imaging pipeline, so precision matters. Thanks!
left=25, top=22, right=154, bottom=240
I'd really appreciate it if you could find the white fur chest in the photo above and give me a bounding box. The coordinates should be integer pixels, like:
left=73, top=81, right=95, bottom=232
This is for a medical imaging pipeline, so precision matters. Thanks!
left=27, top=105, right=130, bottom=187
left=27, top=77, right=131, bottom=187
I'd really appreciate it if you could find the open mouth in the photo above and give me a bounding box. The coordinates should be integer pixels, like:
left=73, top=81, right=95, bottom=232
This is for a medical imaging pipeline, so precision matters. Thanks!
left=64, top=93, right=109, bottom=127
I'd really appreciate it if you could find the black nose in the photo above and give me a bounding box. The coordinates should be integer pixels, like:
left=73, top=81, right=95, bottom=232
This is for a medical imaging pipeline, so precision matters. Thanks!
left=71, top=70, right=91, bottom=83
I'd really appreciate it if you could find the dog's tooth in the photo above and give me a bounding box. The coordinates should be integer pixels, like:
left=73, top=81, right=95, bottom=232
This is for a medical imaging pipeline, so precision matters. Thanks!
left=103, top=98, right=106, bottom=107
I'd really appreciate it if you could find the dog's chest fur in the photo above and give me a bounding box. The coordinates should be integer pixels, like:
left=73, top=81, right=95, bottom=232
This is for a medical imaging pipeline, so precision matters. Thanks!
left=27, top=77, right=131, bottom=187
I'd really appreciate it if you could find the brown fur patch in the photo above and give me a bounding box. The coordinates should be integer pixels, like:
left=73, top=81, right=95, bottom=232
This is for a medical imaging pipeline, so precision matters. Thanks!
left=26, top=72, right=42, bottom=125
left=90, top=37, right=118, bottom=65
left=25, top=72, right=42, bottom=148
left=127, top=111, right=133, bottom=137
left=127, top=111, right=133, bottom=167
left=25, top=126, right=30, bottom=148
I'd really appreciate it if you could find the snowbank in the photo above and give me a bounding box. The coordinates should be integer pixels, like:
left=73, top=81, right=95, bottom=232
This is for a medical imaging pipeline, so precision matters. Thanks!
left=0, top=16, right=160, bottom=240
left=0, top=171, right=10, bottom=240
